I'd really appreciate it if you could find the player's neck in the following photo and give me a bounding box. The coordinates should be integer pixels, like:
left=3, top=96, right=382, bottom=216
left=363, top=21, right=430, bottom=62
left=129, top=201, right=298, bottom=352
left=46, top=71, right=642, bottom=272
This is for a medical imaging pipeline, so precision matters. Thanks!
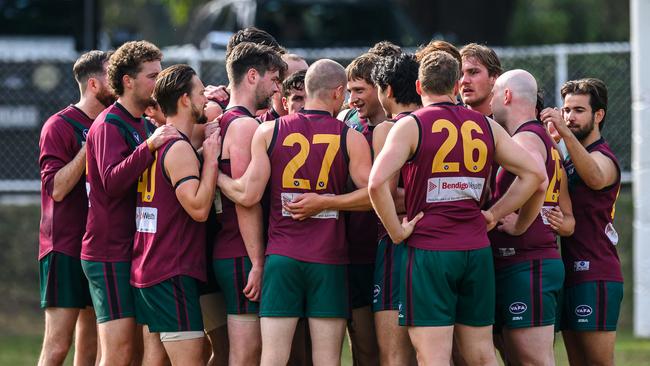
left=507, top=111, right=537, bottom=135
left=228, top=88, right=257, bottom=115
left=469, top=100, right=492, bottom=116
left=117, top=96, right=145, bottom=119
left=367, top=108, right=387, bottom=126
left=580, top=129, right=602, bottom=148
left=421, top=93, right=456, bottom=107
left=166, top=113, right=193, bottom=138
left=304, top=100, right=334, bottom=115
left=76, top=96, right=106, bottom=120
left=392, top=103, right=420, bottom=118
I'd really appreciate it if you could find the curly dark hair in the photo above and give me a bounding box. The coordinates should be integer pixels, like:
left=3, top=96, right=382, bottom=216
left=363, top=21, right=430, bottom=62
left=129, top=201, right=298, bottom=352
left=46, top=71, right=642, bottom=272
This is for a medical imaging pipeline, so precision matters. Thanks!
left=282, top=70, right=306, bottom=97
left=371, top=53, right=420, bottom=106
left=107, top=40, right=162, bottom=96
left=367, top=41, right=402, bottom=57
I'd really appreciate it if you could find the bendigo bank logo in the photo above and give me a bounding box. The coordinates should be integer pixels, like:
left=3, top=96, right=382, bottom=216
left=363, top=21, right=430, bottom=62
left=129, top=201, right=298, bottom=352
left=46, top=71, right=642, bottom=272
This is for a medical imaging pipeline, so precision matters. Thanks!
left=509, top=302, right=527, bottom=314
left=440, top=181, right=482, bottom=190
left=575, top=305, right=593, bottom=317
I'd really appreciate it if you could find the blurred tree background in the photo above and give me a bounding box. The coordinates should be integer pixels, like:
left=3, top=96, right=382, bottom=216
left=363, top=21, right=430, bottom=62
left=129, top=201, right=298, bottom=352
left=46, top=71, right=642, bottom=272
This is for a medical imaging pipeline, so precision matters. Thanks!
left=98, top=0, right=630, bottom=48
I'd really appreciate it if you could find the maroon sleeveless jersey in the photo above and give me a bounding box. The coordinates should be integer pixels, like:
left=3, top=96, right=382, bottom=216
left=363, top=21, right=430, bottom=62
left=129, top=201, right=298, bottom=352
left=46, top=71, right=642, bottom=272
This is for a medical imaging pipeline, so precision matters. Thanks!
left=402, top=103, right=495, bottom=251
left=267, top=109, right=350, bottom=264
left=131, top=134, right=206, bottom=287
left=376, top=112, right=412, bottom=242
left=212, top=106, right=256, bottom=259
left=347, top=118, right=378, bottom=264
left=488, top=121, right=562, bottom=269
left=562, top=138, right=622, bottom=285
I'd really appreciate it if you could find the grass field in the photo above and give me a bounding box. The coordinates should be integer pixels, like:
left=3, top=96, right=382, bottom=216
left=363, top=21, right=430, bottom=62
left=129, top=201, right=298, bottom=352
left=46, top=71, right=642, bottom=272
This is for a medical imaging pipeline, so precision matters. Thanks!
left=0, top=187, right=645, bottom=365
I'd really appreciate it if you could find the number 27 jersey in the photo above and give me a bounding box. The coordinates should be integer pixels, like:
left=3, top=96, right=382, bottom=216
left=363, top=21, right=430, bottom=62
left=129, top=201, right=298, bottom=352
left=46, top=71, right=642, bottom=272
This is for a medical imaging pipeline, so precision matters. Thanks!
left=402, top=103, right=495, bottom=251
left=267, top=110, right=350, bottom=264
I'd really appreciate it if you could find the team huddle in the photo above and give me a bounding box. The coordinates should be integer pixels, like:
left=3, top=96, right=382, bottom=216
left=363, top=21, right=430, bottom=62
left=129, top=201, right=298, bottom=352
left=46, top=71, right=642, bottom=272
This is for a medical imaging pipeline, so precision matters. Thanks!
left=38, top=27, right=623, bottom=366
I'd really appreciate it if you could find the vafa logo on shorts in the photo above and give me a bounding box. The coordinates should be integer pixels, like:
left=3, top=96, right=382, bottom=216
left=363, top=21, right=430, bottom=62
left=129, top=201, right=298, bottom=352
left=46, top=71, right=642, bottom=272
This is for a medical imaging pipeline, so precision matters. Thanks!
left=509, top=302, right=527, bottom=315
left=373, top=285, right=381, bottom=298
left=575, top=305, right=593, bottom=317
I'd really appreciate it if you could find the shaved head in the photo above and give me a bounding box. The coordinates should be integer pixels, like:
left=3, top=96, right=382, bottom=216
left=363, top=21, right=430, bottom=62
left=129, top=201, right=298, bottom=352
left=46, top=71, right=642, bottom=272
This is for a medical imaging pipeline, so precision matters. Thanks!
left=495, top=69, right=538, bottom=107
left=305, top=59, right=346, bottom=98
left=282, top=53, right=309, bottom=78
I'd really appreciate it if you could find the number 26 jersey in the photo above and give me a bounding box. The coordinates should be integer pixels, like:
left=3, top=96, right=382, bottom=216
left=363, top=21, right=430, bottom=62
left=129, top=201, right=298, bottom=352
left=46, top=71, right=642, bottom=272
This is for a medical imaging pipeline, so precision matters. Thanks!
left=401, top=102, right=495, bottom=251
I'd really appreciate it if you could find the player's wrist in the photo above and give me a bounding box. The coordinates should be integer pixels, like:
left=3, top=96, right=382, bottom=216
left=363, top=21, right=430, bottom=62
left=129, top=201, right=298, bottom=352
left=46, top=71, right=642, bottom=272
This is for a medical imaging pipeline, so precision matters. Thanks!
left=146, top=137, right=155, bottom=152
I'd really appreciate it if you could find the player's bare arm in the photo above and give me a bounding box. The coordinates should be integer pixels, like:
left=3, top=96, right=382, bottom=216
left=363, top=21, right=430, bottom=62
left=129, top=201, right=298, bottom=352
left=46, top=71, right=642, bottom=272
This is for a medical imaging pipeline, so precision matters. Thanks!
left=51, top=144, right=87, bottom=202
left=283, top=128, right=373, bottom=220
left=485, top=119, right=547, bottom=230
left=165, top=131, right=221, bottom=222
left=540, top=107, right=617, bottom=190
left=497, top=131, right=548, bottom=235
left=373, top=121, right=406, bottom=213
left=226, top=116, right=266, bottom=301
left=217, top=121, right=274, bottom=207
left=369, top=116, right=423, bottom=243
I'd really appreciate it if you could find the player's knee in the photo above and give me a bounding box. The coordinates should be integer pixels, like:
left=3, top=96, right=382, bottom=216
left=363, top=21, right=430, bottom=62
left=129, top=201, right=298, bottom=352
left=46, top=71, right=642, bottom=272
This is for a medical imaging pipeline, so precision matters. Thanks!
left=43, top=340, right=73, bottom=364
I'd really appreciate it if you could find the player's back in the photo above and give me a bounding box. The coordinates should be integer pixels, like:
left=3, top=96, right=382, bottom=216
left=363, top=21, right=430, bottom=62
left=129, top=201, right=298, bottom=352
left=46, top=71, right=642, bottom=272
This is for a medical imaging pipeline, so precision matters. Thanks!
left=402, top=102, right=494, bottom=251
left=267, top=109, right=350, bottom=264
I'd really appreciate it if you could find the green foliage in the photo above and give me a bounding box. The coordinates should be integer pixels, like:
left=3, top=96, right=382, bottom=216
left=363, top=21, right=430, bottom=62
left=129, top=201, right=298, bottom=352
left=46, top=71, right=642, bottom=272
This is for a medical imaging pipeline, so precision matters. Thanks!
left=507, top=0, right=629, bottom=45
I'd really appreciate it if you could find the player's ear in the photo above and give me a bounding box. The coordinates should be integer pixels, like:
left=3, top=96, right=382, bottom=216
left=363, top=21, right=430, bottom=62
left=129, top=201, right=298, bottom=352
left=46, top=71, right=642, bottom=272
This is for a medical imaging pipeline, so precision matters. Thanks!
left=386, top=85, right=393, bottom=99
left=247, top=68, right=258, bottom=84
left=415, top=80, right=423, bottom=96
left=282, top=96, right=289, bottom=112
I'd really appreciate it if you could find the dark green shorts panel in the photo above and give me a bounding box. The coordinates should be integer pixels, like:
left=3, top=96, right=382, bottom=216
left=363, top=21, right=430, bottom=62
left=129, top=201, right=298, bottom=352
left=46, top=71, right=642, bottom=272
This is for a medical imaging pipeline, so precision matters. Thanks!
left=348, top=263, right=374, bottom=309
left=260, top=255, right=349, bottom=318
left=561, top=281, right=623, bottom=331
left=40, top=252, right=92, bottom=309
left=373, top=238, right=405, bottom=312
left=134, top=276, right=204, bottom=333
left=399, top=246, right=495, bottom=327
left=81, top=260, right=134, bottom=323
left=213, top=257, right=259, bottom=314
left=495, top=259, right=564, bottom=329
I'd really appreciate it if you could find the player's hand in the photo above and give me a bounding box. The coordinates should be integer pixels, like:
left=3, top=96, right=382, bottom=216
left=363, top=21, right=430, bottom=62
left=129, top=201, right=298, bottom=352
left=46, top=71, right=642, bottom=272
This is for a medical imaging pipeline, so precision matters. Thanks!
left=540, top=107, right=567, bottom=142
left=283, top=192, right=327, bottom=220
left=204, top=119, right=222, bottom=140
left=202, top=127, right=222, bottom=165
left=546, top=206, right=564, bottom=232
left=482, top=209, right=498, bottom=231
left=205, top=85, right=229, bottom=104
left=391, top=212, right=424, bottom=243
left=146, top=125, right=180, bottom=151
left=497, top=212, right=525, bottom=236
left=243, top=264, right=263, bottom=302
left=205, top=101, right=223, bottom=122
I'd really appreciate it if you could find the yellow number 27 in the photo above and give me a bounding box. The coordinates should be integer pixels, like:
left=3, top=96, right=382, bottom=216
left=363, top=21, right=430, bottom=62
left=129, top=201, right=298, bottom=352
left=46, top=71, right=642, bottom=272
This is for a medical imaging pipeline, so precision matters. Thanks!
left=282, top=133, right=340, bottom=190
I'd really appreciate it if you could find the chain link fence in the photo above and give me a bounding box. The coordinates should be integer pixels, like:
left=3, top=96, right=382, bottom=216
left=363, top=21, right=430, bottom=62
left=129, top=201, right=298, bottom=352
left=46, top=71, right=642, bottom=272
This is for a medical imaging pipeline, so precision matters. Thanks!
left=0, top=42, right=631, bottom=192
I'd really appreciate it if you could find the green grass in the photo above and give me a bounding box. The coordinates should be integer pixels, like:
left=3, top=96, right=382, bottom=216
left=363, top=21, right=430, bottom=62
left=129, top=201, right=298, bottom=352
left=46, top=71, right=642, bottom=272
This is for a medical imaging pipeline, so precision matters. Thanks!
left=0, top=186, right=643, bottom=365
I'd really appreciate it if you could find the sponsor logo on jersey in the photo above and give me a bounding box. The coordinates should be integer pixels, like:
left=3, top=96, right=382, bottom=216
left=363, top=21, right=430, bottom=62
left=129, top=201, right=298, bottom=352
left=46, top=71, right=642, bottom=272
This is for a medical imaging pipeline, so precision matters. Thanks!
left=82, top=129, right=89, bottom=141
left=540, top=206, right=553, bottom=225
left=132, top=131, right=141, bottom=144
left=509, top=302, right=528, bottom=314
left=426, top=177, right=485, bottom=203
left=281, top=192, right=338, bottom=219
left=575, top=305, right=593, bottom=317
left=574, top=261, right=590, bottom=272
left=498, top=248, right=516, bottom=257
left=135, top=207, right=158, bottom=233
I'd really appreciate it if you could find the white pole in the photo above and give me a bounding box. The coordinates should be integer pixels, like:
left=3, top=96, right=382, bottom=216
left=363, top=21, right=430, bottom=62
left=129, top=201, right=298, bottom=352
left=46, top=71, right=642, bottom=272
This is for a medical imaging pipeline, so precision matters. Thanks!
left=632, top=0, right=650, bottom=337
left=554, top=44, right=568, bottom=109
